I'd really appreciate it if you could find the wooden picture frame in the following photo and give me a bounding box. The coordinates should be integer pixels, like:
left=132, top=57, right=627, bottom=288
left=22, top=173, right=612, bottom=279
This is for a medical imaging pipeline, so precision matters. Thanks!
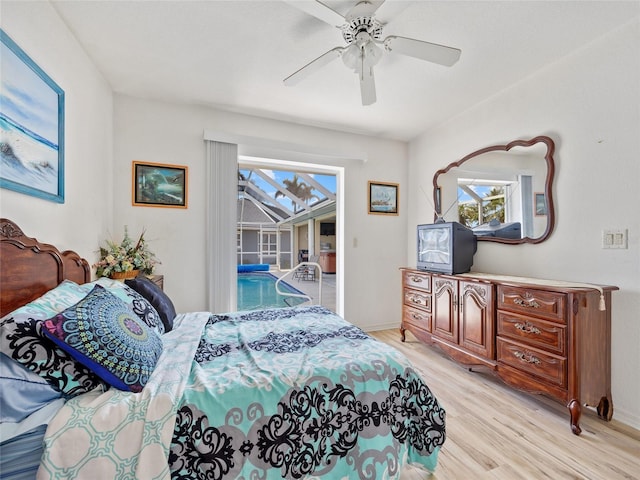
left=368, top=181, right=399, bottom=215
left=0, top=29, right=65, bottom=203
left=132, top=161, right=188, bottom=208
left=534, top=192, right=547, bottom=216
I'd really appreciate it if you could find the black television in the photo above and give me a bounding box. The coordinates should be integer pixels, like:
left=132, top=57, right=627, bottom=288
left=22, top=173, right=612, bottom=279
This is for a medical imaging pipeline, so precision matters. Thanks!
left=417, top=221, right=477, bottom=274
left=320, top=222, right=335, bottom=236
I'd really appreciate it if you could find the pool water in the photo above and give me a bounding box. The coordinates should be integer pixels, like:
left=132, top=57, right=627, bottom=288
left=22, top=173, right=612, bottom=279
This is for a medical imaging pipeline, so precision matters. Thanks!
left=237, top=272, right=307, bottom=311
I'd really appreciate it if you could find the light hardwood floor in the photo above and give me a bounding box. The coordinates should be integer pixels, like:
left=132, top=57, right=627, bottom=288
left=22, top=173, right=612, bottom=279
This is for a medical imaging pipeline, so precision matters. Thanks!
left=369, top=329, right=640, bottom=480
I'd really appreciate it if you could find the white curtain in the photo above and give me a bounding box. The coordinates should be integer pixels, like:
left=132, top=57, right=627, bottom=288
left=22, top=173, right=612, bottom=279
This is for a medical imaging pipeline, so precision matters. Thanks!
left=205, top=140, right=238, bottom=313
left=519, top=174, right=533, bottom=238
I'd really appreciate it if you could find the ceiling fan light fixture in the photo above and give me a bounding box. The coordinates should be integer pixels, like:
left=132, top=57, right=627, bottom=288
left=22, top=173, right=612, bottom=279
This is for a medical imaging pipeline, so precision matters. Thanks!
left=342, top=39, right=381, bottom=71
left=341, top=43, right=361, bottom=71
left=363, top=41, right=382, bottom=67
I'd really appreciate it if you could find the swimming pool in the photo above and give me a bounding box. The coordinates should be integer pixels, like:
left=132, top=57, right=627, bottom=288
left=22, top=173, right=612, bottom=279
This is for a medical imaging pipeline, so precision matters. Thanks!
left=237, top=272, right=307, bottom=311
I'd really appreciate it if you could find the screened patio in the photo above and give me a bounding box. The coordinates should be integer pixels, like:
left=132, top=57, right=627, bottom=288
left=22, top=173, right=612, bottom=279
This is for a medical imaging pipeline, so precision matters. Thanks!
left=237, top=163, right=336, bottom=271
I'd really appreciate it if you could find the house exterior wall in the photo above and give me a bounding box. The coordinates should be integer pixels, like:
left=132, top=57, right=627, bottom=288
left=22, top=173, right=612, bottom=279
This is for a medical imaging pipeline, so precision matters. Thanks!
left=237, top=227, right=293, bottom=268
left=408, top=19, right=640, bottom=429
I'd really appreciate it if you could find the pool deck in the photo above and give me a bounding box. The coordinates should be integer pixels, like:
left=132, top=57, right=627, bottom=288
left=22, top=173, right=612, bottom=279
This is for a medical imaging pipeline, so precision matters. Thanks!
left=273, top=269, right=336, bottom=312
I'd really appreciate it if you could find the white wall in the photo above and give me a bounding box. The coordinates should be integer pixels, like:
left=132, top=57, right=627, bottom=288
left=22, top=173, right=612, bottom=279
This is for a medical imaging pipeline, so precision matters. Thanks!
left=0, top=1, right=113, bottom=264
left=113, top=95, right=408, bottom=330
left=408, top=19, right=640, bottom=429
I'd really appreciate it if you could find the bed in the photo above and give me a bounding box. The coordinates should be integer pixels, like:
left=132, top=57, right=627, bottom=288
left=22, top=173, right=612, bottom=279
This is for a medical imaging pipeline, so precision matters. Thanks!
left=0, top=218, right=446, bottom=479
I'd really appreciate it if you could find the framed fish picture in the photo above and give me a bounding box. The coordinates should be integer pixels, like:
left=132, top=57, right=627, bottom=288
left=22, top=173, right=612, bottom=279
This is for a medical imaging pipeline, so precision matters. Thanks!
left=132, top=161, right=188, bottom=208
left=0, top=29, right=65, bottom=203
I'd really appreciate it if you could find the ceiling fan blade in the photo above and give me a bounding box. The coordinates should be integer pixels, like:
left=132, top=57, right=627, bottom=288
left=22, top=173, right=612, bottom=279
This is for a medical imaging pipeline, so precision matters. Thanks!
left=345, top=0, right=385, bottom=19
left=283, top=0, right=344, bottom=27
left=283, top=47, right=343, bottom=86
left=384, top=36, right=461, bottom=66
left=359, top=67, right=376, bottom=106
left=371, top=0, right=410, bottom=25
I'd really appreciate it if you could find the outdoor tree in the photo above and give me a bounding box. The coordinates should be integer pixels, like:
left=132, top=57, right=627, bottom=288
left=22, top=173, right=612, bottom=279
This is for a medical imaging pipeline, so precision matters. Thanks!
left=276, top=174, right=319, bottom=212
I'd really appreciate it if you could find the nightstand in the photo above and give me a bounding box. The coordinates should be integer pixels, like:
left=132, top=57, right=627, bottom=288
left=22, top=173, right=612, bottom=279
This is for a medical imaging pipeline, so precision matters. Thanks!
left=148, top=274, right=164, bottom=290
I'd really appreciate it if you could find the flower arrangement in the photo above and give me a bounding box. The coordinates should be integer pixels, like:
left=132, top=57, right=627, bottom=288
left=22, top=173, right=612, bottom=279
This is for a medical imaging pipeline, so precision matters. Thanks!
left=94, top=226, right=160, bottom=278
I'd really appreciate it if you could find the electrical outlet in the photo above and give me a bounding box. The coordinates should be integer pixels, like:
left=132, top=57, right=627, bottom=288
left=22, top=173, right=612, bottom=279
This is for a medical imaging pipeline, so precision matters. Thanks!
left=602, top=229, right=628, bottom=249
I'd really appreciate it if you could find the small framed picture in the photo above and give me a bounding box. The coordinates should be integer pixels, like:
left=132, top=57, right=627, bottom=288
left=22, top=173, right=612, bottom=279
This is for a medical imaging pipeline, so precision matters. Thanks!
left=132, top=161, right=188, bottom=208
left=534, top=192, right=547, bottom=216
left=368, top=181, right=399, bottom=215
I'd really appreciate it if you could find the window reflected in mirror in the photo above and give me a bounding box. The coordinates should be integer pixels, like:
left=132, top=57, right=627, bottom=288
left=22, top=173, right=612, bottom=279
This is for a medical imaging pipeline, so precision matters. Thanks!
left=433, top=136, right=555, bottom=244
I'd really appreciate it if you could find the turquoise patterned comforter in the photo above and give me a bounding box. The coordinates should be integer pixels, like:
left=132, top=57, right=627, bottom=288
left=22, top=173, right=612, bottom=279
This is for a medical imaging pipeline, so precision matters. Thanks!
left=169, top=306, right=445, bottom=479
left=37, top=306, right=444, bottom=479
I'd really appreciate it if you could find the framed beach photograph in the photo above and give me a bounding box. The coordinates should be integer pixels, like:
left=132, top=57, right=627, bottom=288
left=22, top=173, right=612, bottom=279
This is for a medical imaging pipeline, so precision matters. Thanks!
left=368, top=181, right=399, bottom=215
left=132, top=161, right=188, bottom=208
left=0, top=30, right=65, bottom=203
left=534, top=192, right=547, bottom=216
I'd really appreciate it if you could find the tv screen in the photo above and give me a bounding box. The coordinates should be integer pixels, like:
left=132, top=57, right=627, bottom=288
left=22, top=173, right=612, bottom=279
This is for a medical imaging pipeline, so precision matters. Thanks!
left=417, top=221, right=476, bottom=274
left=320, top=222, right=335, bottom=236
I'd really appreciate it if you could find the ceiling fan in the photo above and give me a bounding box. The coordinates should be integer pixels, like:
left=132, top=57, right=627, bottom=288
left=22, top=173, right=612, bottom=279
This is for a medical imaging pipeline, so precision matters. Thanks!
left=283, top=0, right=461, bottom=106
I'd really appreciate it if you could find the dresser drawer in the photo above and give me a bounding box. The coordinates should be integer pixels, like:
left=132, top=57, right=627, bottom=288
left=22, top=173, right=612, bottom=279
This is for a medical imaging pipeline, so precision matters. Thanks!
left=403, top=305, right=432, bottom=332
left=497, top=337, right=566, bottom=388
left=497, top=311, right=566, bottom=355
left=402, top=271, right=431, bottom=292
left=403, top=288, right=431, bottom=311
left=497, top=285, right=566, bottom=323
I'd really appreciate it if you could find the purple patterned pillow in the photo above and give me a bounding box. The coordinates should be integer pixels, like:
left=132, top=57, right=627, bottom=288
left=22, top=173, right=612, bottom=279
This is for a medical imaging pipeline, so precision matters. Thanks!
left=95, top=278, right=165, bottom=335
left=42, top=285, right=163, bottom=393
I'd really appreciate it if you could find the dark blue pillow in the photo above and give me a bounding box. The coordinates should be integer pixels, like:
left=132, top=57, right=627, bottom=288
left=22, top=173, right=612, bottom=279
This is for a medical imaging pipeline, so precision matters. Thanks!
left=42, top=285, right=163, bottom=393
left=125, top=276, right=176, bottom=332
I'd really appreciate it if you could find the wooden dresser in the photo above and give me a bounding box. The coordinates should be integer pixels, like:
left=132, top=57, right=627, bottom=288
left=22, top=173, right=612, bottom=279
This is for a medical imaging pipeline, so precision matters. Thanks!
left=400, top=268, right=618, bottom=435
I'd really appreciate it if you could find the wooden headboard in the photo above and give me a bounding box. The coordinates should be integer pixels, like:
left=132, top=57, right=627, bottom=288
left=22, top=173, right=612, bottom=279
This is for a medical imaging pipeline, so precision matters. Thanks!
left=0, top=218, right=90, bottom=317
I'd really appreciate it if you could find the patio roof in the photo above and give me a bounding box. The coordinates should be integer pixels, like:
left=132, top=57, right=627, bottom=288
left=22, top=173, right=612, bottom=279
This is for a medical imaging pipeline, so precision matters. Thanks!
left=238, top=165, right=336, bottom=226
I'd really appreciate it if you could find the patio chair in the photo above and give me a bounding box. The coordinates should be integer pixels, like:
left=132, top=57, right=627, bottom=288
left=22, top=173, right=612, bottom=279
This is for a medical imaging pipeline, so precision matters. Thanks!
left=295, top=255, right=319, bottom=281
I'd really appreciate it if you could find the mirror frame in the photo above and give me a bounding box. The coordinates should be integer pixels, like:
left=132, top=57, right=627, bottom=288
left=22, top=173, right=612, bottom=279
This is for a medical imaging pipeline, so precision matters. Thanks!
left=433, top=135, right=555, bottom=244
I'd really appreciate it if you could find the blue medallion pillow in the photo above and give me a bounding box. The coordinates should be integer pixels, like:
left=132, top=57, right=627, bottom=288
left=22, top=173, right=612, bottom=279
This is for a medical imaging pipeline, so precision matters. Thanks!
left=41, top=285, right=163, bottom=393
left=94, top=278, right=165, bottom=335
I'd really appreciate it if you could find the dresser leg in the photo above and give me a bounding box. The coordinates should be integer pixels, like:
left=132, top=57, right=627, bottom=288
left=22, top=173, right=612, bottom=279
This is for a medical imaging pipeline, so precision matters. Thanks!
left=400, top=327, right=406, bottom=342
left=567, top=399, right=582, bottom=435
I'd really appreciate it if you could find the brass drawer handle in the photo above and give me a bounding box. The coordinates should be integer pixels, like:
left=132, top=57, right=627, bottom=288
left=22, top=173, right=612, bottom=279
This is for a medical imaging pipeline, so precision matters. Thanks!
left=515, top=322, right=541, bottom=335
left=514, top=297, right=541, bottom=309
left=410, top=276, right=423, bottom=283
left=514, top=350, right=541, bottom=365
left=410, top=295, right=423, bottom=304
left=411, top=313, right=424, bottom=320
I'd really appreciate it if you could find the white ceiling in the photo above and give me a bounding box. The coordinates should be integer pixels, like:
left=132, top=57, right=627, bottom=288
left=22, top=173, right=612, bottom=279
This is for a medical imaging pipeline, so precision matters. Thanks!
left=51, top=0, right=639, bottom=141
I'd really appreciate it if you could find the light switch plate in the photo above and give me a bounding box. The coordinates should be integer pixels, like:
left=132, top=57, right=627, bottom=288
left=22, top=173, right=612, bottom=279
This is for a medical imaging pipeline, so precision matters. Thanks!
left=602, top=229, right=628, bottom=249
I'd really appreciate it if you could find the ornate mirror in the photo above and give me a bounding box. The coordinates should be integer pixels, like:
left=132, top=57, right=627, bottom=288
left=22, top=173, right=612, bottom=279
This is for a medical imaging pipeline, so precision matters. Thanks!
left=433, top=136, right=555, bottom=244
